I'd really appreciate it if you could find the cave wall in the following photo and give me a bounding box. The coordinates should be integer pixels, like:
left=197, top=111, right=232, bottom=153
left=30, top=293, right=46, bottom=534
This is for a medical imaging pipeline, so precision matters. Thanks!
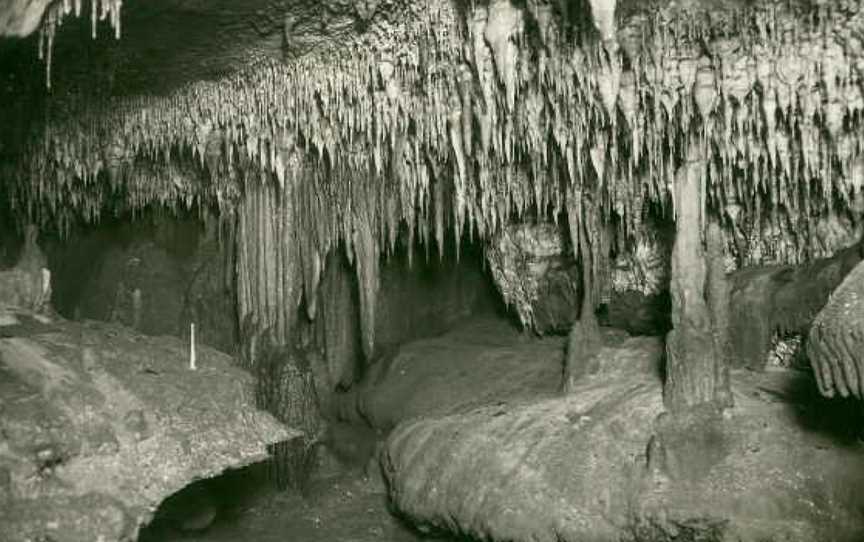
left=47, top=211, right=237, bottom=353
left=0, top=208, right=22, bottom=268
left=728, top=241, right=864, bottom=370
left=311, top=237, right=504, bottom=395
left=50, top=211, right=501, bottom=382
left=374, top=240, right=502, bottom=357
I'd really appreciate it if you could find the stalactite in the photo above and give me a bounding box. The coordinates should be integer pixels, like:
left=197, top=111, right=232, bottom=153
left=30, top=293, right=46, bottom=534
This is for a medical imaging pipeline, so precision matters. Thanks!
left=6, top=0, right=864, bottom=311
left=38, top=0, right=124, bottom=89
left=484, top=0, right=523, bottom=112
left=587, top=0, right=617, bottom=44
left=353, top=207, right=379, bottom=361
left=236, top=178, right=303, bottom=349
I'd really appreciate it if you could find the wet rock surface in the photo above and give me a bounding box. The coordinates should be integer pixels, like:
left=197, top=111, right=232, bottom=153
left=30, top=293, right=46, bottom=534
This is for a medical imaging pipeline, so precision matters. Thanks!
left=808, top=254, right=864, bottom=399
left=486, top=224, right=580, bottom=334
left=347, top=316, right=566, bottom=431
left=729, top=243, right=863, bottom=370
left=383, top=334, right=864, bottom=542
left=0, top=306, right=293, bottom=542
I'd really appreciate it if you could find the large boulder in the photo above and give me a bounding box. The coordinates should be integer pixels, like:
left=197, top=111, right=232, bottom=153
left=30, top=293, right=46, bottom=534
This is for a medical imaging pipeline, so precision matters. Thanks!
left=345, top=316, right=566, bottom=431
left=0, top=306, right=294, bottom=542
left=729, top=243, right=863, bottom=370
left=808, top=255, right=864, bottom=399
left=383, top=337, right=864, bottom=542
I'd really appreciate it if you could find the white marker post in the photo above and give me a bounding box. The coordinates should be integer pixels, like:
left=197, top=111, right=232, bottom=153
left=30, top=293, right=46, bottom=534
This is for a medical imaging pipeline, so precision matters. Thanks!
left=189, top=323, right=197, bottom=371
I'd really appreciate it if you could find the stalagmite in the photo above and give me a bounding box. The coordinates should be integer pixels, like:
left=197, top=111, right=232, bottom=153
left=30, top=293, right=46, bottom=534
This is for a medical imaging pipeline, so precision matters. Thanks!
left=664, top=141, right=731, bottom=412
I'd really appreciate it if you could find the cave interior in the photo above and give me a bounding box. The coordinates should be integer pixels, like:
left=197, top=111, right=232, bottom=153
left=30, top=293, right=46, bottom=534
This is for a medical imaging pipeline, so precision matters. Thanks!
left=1, top=0, right=864, bottom=541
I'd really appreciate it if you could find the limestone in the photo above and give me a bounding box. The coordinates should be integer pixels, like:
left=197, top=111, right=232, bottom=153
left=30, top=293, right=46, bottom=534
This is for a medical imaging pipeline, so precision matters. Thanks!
left=611, top=230, right=671, bottom=298
left=0, top=225, right=51, bottom=313
left=486, top=223, right=580, bottom=334
left=808, top=252, right=864, bottom=399
left=383, top=338, right=864, bottom=542
left=728, top=243, right=863, bottom=370
left=383, top=336, right=664, bottom=542
left=0, top=0, right=52, bottom=37
left=0, top=306, right=296, bottom=542
left=349, top=316, right=565, bottom=431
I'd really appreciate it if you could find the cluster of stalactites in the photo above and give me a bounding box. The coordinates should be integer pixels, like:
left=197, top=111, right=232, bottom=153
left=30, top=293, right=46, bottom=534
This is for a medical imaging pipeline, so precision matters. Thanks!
left=234, top=165, right=382, bottom=359
left=38, top=0, right=124, bottom=89
left=11, top=1, right=864, bottom=262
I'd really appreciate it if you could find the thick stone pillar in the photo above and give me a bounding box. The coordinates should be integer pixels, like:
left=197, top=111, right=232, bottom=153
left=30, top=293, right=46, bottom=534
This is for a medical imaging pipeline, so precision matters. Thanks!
left=563, top=190, right=603, bottom=391
left=663, top=144, right=732, bottom=412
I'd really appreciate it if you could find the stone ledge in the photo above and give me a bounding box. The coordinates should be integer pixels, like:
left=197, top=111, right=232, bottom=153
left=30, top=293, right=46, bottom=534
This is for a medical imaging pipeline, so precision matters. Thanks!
left=0, top=306, right=297, bottom=542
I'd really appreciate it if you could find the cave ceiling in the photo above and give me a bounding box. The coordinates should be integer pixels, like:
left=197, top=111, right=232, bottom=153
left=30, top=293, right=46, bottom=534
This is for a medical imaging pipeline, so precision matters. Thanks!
left=1, top=0, right=437, bottom=95
left=0, top=0, right=819, bottom=95
left=0, top=0, right=862, bottom=271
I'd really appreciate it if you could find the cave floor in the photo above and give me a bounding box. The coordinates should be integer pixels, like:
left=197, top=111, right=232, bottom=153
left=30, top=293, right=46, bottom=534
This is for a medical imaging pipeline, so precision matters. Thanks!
left=138, top=465, right=458, bottom=542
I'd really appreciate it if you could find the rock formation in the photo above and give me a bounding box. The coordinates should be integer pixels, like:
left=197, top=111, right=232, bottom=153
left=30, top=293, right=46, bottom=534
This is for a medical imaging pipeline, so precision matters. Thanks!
left=1, top=0, right=864, bottom=539
left=729, top=242, right=864, bottom=370
left=486, top=223, right=580, bottom=334
left=383, top=335, right=864, bottom=542
left=808, top=247, right=864, bottom=398
left=0, top=305, right=294, bottom=542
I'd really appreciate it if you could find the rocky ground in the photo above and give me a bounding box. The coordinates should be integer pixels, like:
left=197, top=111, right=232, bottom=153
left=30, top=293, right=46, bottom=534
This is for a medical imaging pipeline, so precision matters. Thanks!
left=136, top=464, right=447, bottom=542
left=6, top=303, right=862, bottom=542
left=196, top=313, right=864, bottom=542
left=0, top=306, right=293, bottom=542
left=138, top=314, right=566, bottom=542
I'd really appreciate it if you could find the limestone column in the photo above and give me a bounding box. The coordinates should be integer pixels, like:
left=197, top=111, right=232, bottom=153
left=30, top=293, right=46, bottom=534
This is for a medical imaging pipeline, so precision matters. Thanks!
left=663, top=141, right=732, bottom=412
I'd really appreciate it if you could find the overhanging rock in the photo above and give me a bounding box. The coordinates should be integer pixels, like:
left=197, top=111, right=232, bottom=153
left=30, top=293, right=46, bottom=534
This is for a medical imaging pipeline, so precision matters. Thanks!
left=0, top=306, right=297, bottom=542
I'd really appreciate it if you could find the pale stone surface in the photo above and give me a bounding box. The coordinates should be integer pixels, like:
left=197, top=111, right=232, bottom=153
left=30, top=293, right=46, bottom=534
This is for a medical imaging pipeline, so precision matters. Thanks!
left=808, top=253, right=864, bottom=399
left=383, top=337, right=864, bottom=542
left=0, top=306, right=296, bottom=542
left=0, top=0, right=52, bottom=37
left=486, top=223, right=580, bottom=334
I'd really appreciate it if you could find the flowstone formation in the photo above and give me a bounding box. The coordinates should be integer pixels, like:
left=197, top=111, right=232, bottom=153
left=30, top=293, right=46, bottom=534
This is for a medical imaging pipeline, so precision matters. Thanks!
left=808, top=248, right=864, bottom=398
left=383, top=336, right=864, bottom=542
